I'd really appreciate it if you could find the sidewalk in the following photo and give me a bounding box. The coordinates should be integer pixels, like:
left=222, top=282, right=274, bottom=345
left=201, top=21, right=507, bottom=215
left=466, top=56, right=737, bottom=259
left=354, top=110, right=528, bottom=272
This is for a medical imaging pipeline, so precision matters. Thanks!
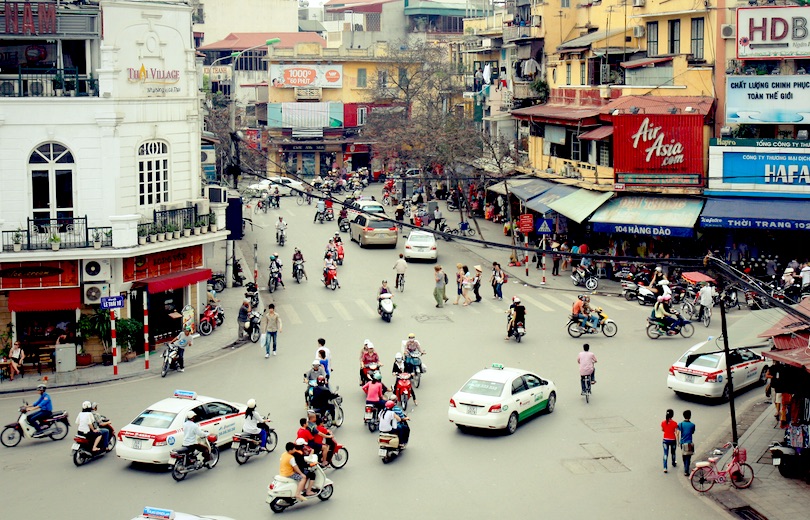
left=0, top=242, right=257, bottom=395
left=702, top=400, right=810, bottom=519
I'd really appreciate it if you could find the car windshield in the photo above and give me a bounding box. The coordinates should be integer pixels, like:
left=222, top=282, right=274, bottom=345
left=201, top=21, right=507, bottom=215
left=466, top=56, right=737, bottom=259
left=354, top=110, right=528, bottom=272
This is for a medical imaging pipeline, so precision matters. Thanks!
left=408, top=234, right=434, bottom=244
left=680, top=353, right=721, bottom=369
left=131, top=409, right=177, bottom=429
left=367, top=219, right=395, bottom=229
left=461, top=379, right=505, bottom=397
left=362, top=204, right=385, bottom=213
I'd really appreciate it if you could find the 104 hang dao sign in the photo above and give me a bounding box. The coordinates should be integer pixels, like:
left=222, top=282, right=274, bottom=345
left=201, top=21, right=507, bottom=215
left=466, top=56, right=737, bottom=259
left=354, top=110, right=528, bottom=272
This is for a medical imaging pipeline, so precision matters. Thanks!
left=726, top=75, right=810, bottom=124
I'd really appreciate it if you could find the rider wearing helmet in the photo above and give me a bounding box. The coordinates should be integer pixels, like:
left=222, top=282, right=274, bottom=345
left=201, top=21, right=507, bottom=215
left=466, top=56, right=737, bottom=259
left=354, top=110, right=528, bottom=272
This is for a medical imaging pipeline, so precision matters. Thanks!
left=572, top=294, right=588, bottom=329
left=402, top=333, right=425, bottom=370
left=362, top=371, right=388, bottom=411
left=581, top=295, right=599, bottom=330
left=269, top=253, right=285, bottom=288
left=333, top=231, right=342, bottom=245
left=507, top=296, right=527, bottom=338
left=76, top=400, right=103, bottom=453
left=359, top=340, right=380, bottom=384
left=242, top=398, right=270, bottom=450
left=310, top=376, right=338, bottom=423
left=25, top=383, right=53, bottom=432
left=275, top=216, right=287, bottom=244
left=379, top=400, right=401, bottom=435
left=654, top=293, right=678, bottom=330
left=377, top=280, right=392, bottom=313
left=392, top=352, right=419, bottom=407
left=181, top=410, right=211, bottom=464
left=173, top=325, right=193, bottom=372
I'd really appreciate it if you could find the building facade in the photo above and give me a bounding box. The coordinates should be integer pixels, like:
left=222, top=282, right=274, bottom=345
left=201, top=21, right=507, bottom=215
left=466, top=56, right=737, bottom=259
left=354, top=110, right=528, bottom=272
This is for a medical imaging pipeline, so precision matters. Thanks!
left=191, top=0, right=299, bottom=47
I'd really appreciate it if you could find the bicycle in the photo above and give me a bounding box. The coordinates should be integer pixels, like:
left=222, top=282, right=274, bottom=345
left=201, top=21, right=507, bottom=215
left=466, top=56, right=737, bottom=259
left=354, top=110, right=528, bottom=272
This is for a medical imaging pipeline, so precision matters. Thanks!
left=296, top=193, right=312, bottom=206
left=451, top=221, right=476, bottom=237
left=580, top=374, right=593, bottom=403
left=690, top=442, right=754, bottom=492
left=395, top=273, right=405, bottom=292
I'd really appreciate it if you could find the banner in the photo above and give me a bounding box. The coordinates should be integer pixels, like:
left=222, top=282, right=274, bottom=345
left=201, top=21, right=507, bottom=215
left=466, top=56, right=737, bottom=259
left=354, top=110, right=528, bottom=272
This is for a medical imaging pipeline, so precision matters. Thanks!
left=270, top=64, right=343, bottom=88
left=722, top=151, right=810, bottom=185
left=737, top=6, right=810, bottom=59
left=726, top=75, right=810, bottom=124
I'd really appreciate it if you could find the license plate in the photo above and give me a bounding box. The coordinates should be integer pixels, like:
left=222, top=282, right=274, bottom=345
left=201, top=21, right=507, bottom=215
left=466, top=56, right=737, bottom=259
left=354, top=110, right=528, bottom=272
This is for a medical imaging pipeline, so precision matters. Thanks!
left=132, top=439, right=143, bottom=449
left=72, top=443, right=80, bottom=450
left=685, top=375, right=696, bottom=383
left=466, top=405, right=478, bottom=415
left=378, top=448, right=387, bottom=456
left=772, top=457, right=780, bottom=465
left=364, top=412, right=372, bottom=420
left=377, top=233, right=387, bottom=238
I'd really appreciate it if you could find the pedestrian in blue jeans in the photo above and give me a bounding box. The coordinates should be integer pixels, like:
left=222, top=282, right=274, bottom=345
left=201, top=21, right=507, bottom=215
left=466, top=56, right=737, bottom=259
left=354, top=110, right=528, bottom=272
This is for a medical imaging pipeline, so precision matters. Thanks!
left=260, top=304, right=283, bottom=358
left=491, top=262, right=504, bottom=300
left=678, top=410, right=696, bottom=476
left=661, top=409, right=678, bottom=473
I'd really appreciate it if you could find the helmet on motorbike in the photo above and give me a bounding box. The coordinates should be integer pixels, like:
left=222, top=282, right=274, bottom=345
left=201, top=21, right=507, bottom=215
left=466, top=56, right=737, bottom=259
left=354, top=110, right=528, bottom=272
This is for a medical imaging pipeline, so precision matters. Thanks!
left=317, top=375, right=326, bottom=384
left=295, top=438, right=307, bottom=446
left=36, top=383, right=47, bottom=391
left=663, top=294, right=672, bottom=301
left=395, top=352, right=403, bottom=360
left=655, top=266, right=663, bottom=272
left=274, top=252, right=280, bottom=258
left=82, top=401, right=92, bottom=410
left=657, top=296, right=664, bottom=303
left=91, top=402, right=98, bottom=410
left=513, top=297, right=521, bottom=303
left=247, top=398, right=256, bottom=408
left=313, top=360, right=321, bottom=366
left=374, top=373, right=382, bottom=381
left=184, top=326, right=192, bottom=333
left=294, top=247, right=300, bottom=252
left=381, top=280, right=388, bottom=284
left=186, top=410, right=196, bottom=419
left=363, top=339, right=372, bottom=347
left=408, top=333, right=415, bottom=338
left=334, top=232, right=340, bottom=236
left=385, top=400, right=396, bottom=409
left=269, top=255, right=276, bottom=261
left=578, top=294, right=585, bottom=301
left=326, top=253, right=332, bottom=258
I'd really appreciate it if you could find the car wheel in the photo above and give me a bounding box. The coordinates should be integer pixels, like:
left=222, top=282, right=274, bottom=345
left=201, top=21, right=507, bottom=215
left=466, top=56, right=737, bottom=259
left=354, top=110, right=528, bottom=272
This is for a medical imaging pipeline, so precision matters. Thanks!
left=505, top=412, right=519, bottom=435
left=545, top=392, right=556, bottom=414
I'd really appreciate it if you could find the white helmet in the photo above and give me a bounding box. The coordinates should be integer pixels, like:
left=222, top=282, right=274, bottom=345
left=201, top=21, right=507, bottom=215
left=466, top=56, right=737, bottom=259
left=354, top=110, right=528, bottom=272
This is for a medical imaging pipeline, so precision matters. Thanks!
left=247, top=398, right=256, bottom=408
left=395, top=352, right=403, bottom=360
left=655, top=266, right=663, bottom=272
left=82, top=401, right=92, bottom=410
left=513, top=297, right=521, bottom=303
left=658, top=279, right=670, bottom=286
left=186, top=410, right=196, bottom=419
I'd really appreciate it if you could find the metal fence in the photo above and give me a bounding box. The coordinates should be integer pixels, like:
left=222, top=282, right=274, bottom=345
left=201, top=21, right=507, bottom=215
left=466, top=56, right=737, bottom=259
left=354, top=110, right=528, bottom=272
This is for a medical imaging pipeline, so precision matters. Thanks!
left=0, top=216, right=110, bottom=251
left=0, top=66, right=98, bottom=98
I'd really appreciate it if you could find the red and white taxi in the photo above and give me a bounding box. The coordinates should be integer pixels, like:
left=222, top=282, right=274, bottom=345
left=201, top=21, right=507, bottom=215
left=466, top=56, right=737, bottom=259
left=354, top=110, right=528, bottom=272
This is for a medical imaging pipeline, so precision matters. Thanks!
left=667, top=341, right=769, bottom=401
left=116, top=390, right=245, bottom=465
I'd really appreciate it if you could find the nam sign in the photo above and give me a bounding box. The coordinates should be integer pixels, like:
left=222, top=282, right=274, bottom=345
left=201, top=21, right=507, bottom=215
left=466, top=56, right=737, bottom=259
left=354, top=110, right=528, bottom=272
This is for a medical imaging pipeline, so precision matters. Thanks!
left=737, top=6, right=810, bottom=59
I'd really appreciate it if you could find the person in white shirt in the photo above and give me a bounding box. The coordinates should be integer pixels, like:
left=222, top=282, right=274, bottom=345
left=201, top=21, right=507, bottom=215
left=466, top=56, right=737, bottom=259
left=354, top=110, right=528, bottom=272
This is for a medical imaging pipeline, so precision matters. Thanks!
left=182, top=410, right=211, bottom=464
left=379, top=401, right=400, bottom=433
left=275, top=216, right=287, bottom=243
left=241, top=398, right=270, bottom=450
left=393, top=253, right=408, bottom=288
left=697, top=283, right=715, bottom=321
left=314, top=200, right=325, bottom=222
left=801, top=262, right=810, bottom=288
left=315, top=338, right=332, bottom=372
left=76, top=401, right=102, bottom=452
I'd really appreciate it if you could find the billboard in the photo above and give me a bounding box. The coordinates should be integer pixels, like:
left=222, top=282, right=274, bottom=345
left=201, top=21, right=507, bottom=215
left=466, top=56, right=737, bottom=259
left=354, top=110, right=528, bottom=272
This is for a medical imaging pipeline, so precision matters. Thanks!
left=737, top=6, right=810, bottom=59
left=726, top=75, right=810, bottom=124
left=612, top=114, right=704, bottom=187
left=269, top=64, right=343, bottom=88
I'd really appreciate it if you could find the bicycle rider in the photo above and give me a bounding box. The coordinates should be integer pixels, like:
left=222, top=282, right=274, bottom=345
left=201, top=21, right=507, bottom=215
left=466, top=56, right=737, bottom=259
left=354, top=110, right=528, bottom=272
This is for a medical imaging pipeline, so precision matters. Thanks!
left=577, top=343, right=597, bottom=395
left=393, top=253, right=407, bottom=288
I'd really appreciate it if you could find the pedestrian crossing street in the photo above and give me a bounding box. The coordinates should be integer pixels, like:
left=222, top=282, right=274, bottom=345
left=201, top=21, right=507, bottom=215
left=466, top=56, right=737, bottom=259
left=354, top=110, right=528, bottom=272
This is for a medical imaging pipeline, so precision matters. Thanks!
left=274, top=291, right=643, bottom=325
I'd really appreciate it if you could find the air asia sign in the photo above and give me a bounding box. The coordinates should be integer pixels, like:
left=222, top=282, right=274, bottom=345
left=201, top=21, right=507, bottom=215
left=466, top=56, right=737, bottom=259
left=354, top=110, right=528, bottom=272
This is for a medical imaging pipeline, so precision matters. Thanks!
left=270, top=64, right=343, bottom=88
left=737, top=6, right=810, bottom=59
left=613, top=114, right=704, bottom=186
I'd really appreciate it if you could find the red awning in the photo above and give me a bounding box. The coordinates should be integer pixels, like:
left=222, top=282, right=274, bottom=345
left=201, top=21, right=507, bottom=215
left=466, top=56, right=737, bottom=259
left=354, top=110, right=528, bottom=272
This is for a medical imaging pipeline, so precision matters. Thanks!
left=763, top=348, right=810, bottom=373
left=578, top=126, right=614, bottom=140
left=8, top=288, right=81, bottom=312
left=134, top=268, right=212, bottom=294
left=620, top=56, right=674, bottom=69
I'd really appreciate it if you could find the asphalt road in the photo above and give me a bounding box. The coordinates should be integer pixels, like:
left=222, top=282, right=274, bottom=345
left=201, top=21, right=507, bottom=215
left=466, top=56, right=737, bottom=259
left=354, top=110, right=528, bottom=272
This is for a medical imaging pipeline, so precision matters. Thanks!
left=0, top=194, right=764, bottom=519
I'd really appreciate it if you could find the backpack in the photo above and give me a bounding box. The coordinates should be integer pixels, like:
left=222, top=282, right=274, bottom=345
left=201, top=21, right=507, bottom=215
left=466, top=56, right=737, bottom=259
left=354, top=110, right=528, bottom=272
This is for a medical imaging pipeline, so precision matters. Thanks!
left=502, top=272, right=509, bottom=283
left=443, top=272, right=449, bottom=284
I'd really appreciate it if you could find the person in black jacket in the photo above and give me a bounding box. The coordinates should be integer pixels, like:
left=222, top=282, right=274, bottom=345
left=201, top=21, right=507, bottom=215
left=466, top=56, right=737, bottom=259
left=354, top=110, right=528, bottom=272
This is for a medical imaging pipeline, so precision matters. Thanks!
left=310, top=376, right=338, bottom=420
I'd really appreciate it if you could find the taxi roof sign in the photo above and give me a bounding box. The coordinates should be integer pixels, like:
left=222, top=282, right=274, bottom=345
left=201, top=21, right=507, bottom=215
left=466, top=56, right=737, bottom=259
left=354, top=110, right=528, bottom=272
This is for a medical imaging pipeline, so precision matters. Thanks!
left=173, top=390, right=197, bottom=400
left=142, top=507, right=175, bottom=519
left=491, top=363, right=505, bottom=370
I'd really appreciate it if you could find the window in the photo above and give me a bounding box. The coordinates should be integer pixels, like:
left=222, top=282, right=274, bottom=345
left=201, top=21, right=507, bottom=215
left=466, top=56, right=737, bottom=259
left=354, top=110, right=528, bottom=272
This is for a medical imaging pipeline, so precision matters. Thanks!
left=511, top=378, right=528, bottom=395
left=29, top=142, right=74, bottom=226
left=378, top=70, right=388, bottom=87
left=561, top=0, right=570, bottom=7
left=398, top=67, right=409, bottom=88
left=668, top=20, right=680, bottom=54
left=647, top=22, right=659, bottom=56
left=580, top=62, right=586, bottom=84
left=566, top=63, right=571, bottom=84
left=138, top=141, right=169, bottom=206
left=523, top=374, right=542, bottom=389
left=357, top=106, right=367, bottom=125
left=691, top=18, right=705, bottom=60
left=357, top=68, right=367, bottom=88
left=597, top=141, right=612, bottom=167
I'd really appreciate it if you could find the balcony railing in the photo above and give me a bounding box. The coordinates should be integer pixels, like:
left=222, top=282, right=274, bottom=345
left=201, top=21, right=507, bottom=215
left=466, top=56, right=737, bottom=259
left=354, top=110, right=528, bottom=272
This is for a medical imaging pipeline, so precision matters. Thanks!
left=1, top=216, right=112, bottom=252
left=0, top=67, right=98, bottom=98
left=503, top=24, right=543, bottom=42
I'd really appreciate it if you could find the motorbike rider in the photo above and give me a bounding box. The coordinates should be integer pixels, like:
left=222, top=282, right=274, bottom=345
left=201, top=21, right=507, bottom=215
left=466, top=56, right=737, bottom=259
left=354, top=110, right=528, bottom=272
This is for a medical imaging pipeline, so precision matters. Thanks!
left=91, top=402, right=111, bottom=450
left=581, top=296, right=599, bottom=330
left=338, top=206, right=349, bottom=225
left=649, top=266, right=665, bottom=294
left=577, top=343, right=597, bottom=394
left=390, top=399, right=411, bottom=447
left=392, top=355, right=419, bottom=406
left=76, top=401, right=103, bottom=453
left=275, top=216, right=287, bottom=243
left=173, top=326, right=193, bottom=372
left=325, top=239, right=337, bottom=259
left=25, top=383, right=53, bottom=432
left=323, top=253, right=340, bottom=288
left=181, top=410, right=211, bottom=466
left=304, top=360, right=327, bottom=385
left=506, top=296, right=527, bottom=338
left=379, top=400, right=402, bottom=439
left=269, top=254, right=285, bottom=289
left=393, top=253, right=408, bottom=288
left=241, top=398, right=270, bottom=451
left=292, top=248, right=306, bottom=278
left=314, top=199, right=325, bottom=223
left=402, top=333, right=426, bottom=374
left=315, top=415, right=336, bottom=466
left=654, top=294, right=679, bottom=330
left=333, top=231, right=342, bottom=245
left=377, top=280, right=393, bottom=313
left=271, top=186, right=281, bottom=207
left=363, top=373, right=388, bottom=411
left=572, top=295, right=589, bottom=329
left=292, top=439, right=316, bottom=499
left=359, top=340, right=380, bottom=384
left=310, top=376, right=338, bottom=422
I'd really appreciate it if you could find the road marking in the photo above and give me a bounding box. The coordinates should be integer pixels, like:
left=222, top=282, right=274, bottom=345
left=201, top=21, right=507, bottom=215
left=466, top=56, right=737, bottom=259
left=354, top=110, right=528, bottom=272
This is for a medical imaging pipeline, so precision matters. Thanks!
left=331, top=301, right=353, bottom=321
left=477, top=297, right=505, bottom=313
left=596, top=298, right=627, bottom=311
left=281, top=304, right=302, bottom=325
left=356, top=299, right=378, bottom=318
left=542, top=293, right=572, bottom=310
left=308, top=303, right=328, bottom=322
left=520, top=294, right=554, bottom=312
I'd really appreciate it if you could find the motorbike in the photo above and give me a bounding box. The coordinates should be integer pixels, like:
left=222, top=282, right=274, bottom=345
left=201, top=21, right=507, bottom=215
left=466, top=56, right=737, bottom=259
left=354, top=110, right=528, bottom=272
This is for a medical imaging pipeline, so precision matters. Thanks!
left=170, top=434, right=219, bottom=481
left=316, top=210, right=325, bottom=224
left=719, top=285, right=741, bottom=310
left=325, top=436, right=350, bottom=469
left=435, top=219, right=453, bottom=241
left=269, top=194, right=280, bottom=209
left=208, top=273, right=227, bottom=293
left=769, top=440, right=810, bottom=480
left=361, top=362, right=381, bottom=385
left=293, top=260, right=306, bottom=283
left=571, top=265, right=599, bottom=291
left=566, top=308, right=618, bottom=338
left=323, top=265, right=339, bottom=290
left=245, top=281, right=259, bottom=309
left=245, top=310, right=262, bottom=343
left=338, top=216, right=350, bottom=232
left=325, top=207, right=335, bottom=221
left=277, top=228, right=286, bottom=246
left=404, top=351, right=425, bottom=388
left=266, top=453, right=334, bottom=513
left=620, top=276, right=639, bottom=301
left=336, top=243, right=345, bottom=266
left=233, top=258, right=246, bottom=287
left=72, top=419, right=115, bottom=466
left=1, top=403, right=70, bottom=447
left=313, top=393, right=345, bottom=429
left=268, top=264, right=281, bottom=293
left=160, top=342, right=182, bottom=377
left=234, top=416, right=279, bottom=465
left=379, top=431, right=405, bottom=463
left=394, top=373, right=414, bottom=410
left=378, top=293, right=394, bottom=322
left=364, top=404, right=380, bottom=432
left=637, top=284, right=658, bottom=306
left=198, top=303, right=224, bottom=336
left=646, top=314, right=695, bottom=339
left=507, top=319, right=526, bottom=343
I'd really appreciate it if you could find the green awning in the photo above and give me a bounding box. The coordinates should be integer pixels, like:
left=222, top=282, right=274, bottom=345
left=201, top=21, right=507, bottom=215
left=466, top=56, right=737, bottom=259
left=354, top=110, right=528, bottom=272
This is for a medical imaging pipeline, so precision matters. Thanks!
left=548, top=189, right=613, bottom=224
left=486, top=179, right=532, bottom=196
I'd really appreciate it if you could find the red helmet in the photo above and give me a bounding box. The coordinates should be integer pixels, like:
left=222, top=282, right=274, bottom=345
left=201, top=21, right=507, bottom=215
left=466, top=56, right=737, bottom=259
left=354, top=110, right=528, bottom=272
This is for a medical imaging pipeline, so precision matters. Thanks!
left=384, top=400, right=396, bottom=409
left=317, top=375, right=326, bottom=384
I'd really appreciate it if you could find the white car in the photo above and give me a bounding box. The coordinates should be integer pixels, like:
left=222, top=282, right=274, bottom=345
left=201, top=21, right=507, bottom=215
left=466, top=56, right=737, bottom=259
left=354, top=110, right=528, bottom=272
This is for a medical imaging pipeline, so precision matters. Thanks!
left=253, top=177, right=304, bottom=196
left=116, top=390, right=246, bottom=465
left=403, top=230, right=437, bottom=261
left=448, top=364, right=557, bottom=435
left=667, top=341, right=769, bottom=400
left=130, top=506, right=235, bottom=520
left=347, top=198, right=387, bottom=220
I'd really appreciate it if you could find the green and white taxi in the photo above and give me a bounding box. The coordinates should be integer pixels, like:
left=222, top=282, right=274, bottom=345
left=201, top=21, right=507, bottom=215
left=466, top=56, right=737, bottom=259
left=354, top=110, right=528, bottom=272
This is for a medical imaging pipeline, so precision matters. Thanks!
left=448, top=364, right=557, bottom=434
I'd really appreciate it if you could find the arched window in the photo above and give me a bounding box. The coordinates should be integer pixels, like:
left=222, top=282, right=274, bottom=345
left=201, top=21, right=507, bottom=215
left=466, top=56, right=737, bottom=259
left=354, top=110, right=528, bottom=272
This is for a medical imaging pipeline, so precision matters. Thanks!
left=138, top=141, right=169, bottom=206
left=30, top=142, right=75, bottom=226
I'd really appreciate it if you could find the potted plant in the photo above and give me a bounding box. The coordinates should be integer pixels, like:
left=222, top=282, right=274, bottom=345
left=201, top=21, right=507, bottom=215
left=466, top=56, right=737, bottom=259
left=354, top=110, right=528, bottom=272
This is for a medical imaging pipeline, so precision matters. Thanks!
left=183, top=221, right=192, bottom=237
left=200, top=218, right=208, bottom=234
left=49, top=233, right=61, bottom=251
left=12, top=228, right=23, bottom=252
left=52, top=73, right=64, bottom=95
left=155, top=225, right=165, bottom=242
left=167, top=223, right=180, bottom=240
left=92, top=230, right=102, bottom=249
left=209, top=212, right=218, bottom=232
left=149, top=225, right=158, bottom=243
left=193, top=220, right=203, bottom=235
left=138, top=226, right=148, bottom=245
left=116, top=318, right=144, bottom=362
left=78, top=309, right=112, bottom=365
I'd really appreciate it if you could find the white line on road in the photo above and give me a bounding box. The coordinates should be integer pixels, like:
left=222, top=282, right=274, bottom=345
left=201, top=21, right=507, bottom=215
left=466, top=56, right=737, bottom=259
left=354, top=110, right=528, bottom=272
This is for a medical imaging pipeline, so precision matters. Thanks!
left=281, top=304, right=302, bottom=325
left=356, top=299, right=378, bottom=318
left=542, top=293, right=573, bottom=310
left=308, top=302, right=328, bottom=322
left=331, top=301, right=353, bottom=321
left=596, top=298, right=629, bottom=311
left=520, top=293, right=554, bottom=312
left=477, top=297, right=505, bottom=312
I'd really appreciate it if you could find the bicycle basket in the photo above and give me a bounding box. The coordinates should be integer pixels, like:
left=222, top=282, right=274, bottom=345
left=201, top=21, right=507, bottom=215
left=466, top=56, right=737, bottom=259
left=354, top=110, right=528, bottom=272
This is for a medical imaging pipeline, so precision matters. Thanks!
left=736, top=447, right=747, bottom=463
left=460, top=221, right=470, bottom=231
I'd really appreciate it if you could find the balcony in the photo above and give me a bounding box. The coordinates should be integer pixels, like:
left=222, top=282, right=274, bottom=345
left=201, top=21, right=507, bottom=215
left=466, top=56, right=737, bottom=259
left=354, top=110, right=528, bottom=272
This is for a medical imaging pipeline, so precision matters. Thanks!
left=503, top=24, right=544, bottom=43
left=514, top=81, right=543, bottom=100
left=0, top=67, right=98, bottom=98
left=2, top=216, right=110, bottom=252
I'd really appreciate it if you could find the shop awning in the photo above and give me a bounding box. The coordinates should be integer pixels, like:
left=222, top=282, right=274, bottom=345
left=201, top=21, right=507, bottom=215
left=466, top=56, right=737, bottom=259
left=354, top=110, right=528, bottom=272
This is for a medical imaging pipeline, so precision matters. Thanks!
left=757, top=300, right=810, bottom=350
left=548, top=189, right=614, bottom=224
left=134, top=268, right=213, bottom=294
left=699, top=197, right=810, bottom=230
left=589, top=196, right=704, bottom=237
left=486, top=179, right=532, bottom=196
left=508, top=178, right=556, bottom=203
left=620, top=57, right=674, bottom=69
left=724, top=307, right=787, bottom=349
left=511, top=104, right=600, bottom=125
left=525, top=184, right=579, bottom=214
left=763, top=348, right=810, bottom=372
left=577, top=126, right=614, bottom=140
left=8, top=288, right=81, bottom=312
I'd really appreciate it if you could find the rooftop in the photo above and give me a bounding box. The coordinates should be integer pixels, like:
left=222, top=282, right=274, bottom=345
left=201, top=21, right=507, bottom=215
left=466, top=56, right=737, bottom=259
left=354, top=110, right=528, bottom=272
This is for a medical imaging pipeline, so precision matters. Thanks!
left=198, top=32, right=325, bottom=52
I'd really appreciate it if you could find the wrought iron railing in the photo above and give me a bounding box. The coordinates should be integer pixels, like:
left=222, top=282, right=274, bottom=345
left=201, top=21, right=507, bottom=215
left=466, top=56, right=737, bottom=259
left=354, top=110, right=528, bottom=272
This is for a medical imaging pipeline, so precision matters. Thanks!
left=152, top=207, right=196, bottom=235
left=0, top=66, right=98, bottom=98
left=1, top=216, right=94, bottom=251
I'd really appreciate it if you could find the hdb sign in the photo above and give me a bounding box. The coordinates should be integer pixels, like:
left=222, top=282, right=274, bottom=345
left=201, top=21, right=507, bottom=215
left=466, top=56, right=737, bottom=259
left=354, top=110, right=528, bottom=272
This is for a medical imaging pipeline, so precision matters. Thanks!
left=737, top=6, right=810, bottom=59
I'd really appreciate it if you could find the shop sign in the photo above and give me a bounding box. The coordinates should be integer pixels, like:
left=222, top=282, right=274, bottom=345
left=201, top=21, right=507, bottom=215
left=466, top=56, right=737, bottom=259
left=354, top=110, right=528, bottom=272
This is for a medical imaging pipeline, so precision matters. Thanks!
left=722, top=151, right=810, bottom=185
left=699, top=215, right=810, bottom=230
left=737, top=6, right=810, bottom=59
left=203, top=65, right=232, bottom=82
left=0, top=260, right=78, bottom=289
left=181, top=304, right=196, bottom=334
left=123, top=245, right=203, bottom=283
left=285, top=144, right=326, bottom=152
left=270, top=64, right=343, bottom=88
left=726, top=75, right=810, bottom=124
left=127, top=64, right=181, bottom=95
left=2, top=1, right=57, bottom=36
left=711, top=137, right=810, bottom=149
left=613, top=114, right=704, bottom=187
left=518, top=214, right=534, bottom=233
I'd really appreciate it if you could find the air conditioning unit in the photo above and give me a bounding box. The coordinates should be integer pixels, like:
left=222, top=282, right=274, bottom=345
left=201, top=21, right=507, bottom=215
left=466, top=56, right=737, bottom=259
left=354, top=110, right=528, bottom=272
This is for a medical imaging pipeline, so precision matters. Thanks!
left=82, top=259, right=112, bottom=282
left=158, top=202, right=186, bottom=212
left=189, top=198, right=210, bottom=216
left=632, top=0, right=645, bottom=6
left=201, top=148, right=216, bottom=164
left=599, top=85, right=612, bottom=99
left=83, top=283, right=110, bottom=305
left=28, top=80, right=47, bottom=97
left=721, top=24, right=736, bottom=39
left=206, top=185, right=227, bottom=203
left=633, top=25, right=646, bottom=38
left=0, top=80, right=19, bottom=96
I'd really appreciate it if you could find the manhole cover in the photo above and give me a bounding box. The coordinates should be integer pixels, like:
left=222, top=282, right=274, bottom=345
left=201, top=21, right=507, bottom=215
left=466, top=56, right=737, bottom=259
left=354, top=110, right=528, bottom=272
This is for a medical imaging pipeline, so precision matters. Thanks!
left=2, top=463, right=28, bottom=472
left=413, top=314, right=454, bottom=323
left=729, top=506, right=769, bottom=520
left=581, top=416, right=636, bottom=433
left=561, top=443, right=630, bottom=474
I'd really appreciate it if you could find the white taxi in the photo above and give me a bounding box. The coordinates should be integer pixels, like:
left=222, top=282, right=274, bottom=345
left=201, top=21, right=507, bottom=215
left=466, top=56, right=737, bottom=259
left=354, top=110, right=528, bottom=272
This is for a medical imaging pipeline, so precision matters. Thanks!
left=116, top=390, right=246, bottom=465
left=448, top=364, right=557, bottom=435
left=130, top=506, right=235, bottom=520
left=667, top=341, right=769, bottom=401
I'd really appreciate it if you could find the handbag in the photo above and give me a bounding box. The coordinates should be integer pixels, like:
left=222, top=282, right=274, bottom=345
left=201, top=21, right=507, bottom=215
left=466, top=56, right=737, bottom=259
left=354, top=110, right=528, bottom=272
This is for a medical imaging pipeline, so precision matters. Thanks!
left=531, top=254, right=537, bottom=263
left=682, top=443, right=694, bottom=456
left=259, top=333, right=266, bottom=346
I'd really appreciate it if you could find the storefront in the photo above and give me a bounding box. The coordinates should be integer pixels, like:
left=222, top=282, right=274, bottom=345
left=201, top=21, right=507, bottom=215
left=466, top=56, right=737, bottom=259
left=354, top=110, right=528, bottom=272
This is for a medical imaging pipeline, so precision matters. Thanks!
left=588, top=196, right=705, bottom=238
